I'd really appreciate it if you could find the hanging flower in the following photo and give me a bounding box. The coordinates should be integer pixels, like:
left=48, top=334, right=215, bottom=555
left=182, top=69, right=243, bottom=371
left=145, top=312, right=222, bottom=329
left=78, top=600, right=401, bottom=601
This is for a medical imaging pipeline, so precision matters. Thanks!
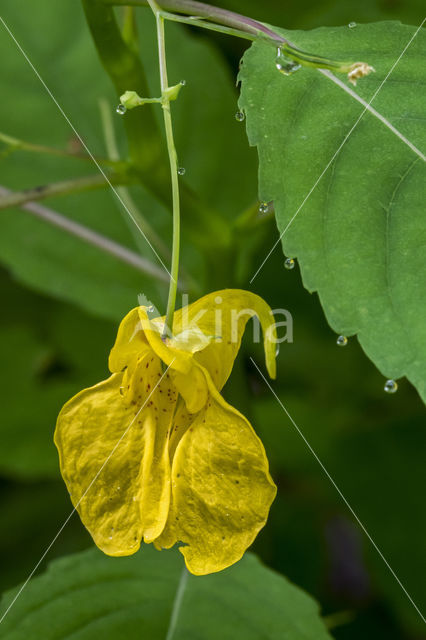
left=55, top=289, right=277, bottom=575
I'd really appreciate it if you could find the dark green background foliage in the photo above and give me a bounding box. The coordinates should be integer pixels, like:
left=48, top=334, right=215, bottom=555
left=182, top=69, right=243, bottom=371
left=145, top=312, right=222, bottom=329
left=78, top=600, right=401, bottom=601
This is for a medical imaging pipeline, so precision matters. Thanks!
left=0, top=0, right=424, bottom=638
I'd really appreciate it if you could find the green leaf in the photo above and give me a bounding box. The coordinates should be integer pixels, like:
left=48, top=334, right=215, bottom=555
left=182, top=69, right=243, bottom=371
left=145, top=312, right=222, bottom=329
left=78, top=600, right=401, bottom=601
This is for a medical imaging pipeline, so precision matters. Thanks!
left=0, top=547, right=333, bottom=639
left=239, top=21, right=426, bottom=402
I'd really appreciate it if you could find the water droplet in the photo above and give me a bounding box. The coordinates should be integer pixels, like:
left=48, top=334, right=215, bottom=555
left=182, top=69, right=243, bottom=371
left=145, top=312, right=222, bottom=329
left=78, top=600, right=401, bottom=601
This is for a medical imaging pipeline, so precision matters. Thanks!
left=384, top=379, right=398, bottom=394
left=180, top=79, right=186, bottom=86
left=259, top=201, right=269, bottom=214
left=284, top=258, right=295, bottom=270
left=348, top=21, right=357, bottom=29
left=275, top=345, right=280, bottom=357
left=336, top=335, right=348, bottom=347
left=116, top=103, right=127, bottom=115
left=275, top=47, right=302, bottom=76
left=147, top=304, right=155, bottom=313
left=235, top=111, right=245, bottom=122
left=177, top=167, right=185, bottom=176
left=108, top=535, right=113, bottom=540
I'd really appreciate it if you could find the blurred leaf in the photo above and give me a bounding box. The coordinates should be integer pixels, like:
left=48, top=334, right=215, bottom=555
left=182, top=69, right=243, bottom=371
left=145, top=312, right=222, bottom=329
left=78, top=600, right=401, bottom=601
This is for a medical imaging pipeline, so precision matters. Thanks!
left=0, top=0, right=258, bottom=319
left=239, top=21, right=426, bottom=402
left=0, top=270, right=115, bottom=478
left=0, top=0, right=168, bottom=319
left=0, top=546, right=333, bottom=640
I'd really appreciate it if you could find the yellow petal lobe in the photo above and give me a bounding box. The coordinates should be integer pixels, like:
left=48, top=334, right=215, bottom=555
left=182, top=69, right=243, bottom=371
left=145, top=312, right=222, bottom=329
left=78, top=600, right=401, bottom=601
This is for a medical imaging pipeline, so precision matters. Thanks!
left=172, top=289, right=277, bottom=389
left=54, top=354, right=175, bottom=554
left=108, top=307, right=149, bottom=374
left=161, top=366, right=277, bottom=575
left=54, top=373, right=147, bottom=555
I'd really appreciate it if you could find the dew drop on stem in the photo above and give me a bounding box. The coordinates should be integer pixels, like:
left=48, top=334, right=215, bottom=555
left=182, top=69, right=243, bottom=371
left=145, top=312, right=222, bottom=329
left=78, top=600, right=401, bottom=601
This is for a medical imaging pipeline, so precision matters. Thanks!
left=336, top=335, right=348, bottom=347
left=177, top=167, right=186, bottom=176
left=116, top=103, right=127, bottom=115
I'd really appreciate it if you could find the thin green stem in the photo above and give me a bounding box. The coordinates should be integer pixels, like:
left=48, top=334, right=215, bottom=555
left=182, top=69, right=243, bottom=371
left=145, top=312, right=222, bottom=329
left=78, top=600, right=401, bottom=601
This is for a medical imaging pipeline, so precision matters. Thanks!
left=0, top=130, right=120, bottom=167
left=158, top=10, right=255, bottom=41
left=99, top=97, right=171, bottom=260
left=0, top=173, right=127, bottom=212
left=104, top=0, right=285, bottom=42
left=121, top=6, right=139, bottom=54
left=104, top=0, right=373, bottom=79
left=148, top=0, right=181, bottom=336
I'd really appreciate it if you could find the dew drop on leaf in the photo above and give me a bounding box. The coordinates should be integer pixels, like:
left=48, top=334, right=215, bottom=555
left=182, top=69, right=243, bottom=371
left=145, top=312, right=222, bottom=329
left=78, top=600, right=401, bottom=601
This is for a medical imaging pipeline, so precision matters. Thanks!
left=259, top=201, right=269, bottom=214
left=384, top=379, right=398, bottom=394
left=275, top=345, right=280, bottom=357
left=275, top=47, right=302, bottom=76
left=336, top=335, right=348, bottom=347
left=116, top=104, right=127, bottom=115
left=284, top=258, right=295, bottom=270
left=348, top=22, right=357, bottom=29
left=235, top=111, right=245, bottom=122
left=180, top=79, right=186, bottom=86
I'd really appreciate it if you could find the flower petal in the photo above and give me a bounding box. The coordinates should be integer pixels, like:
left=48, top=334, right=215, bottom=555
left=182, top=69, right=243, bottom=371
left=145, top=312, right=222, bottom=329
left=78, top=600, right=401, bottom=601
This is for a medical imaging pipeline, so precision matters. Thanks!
left=156, top=365, right=277, bottom=575
left=108, top=307, right=149, bottom=374
left=138, top=307, right=192, bottom=374
left=173, top=289, right=277, bottom=389
left=54, top=361, right=174, bottom=554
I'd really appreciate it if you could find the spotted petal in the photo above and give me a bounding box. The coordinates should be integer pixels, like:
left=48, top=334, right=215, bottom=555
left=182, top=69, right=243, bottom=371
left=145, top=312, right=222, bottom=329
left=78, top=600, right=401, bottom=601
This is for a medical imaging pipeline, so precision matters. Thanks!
left=54, top=353, right=175, bottom=555
left=155, top=364, right=277, bottom=575
left=108, top=307, right=149, bottom=374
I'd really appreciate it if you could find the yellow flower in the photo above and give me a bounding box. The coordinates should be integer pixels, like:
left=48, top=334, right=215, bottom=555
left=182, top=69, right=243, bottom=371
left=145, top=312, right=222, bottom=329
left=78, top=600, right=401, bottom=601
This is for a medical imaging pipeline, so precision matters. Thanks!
left=55, top=289, right=277, bottom=575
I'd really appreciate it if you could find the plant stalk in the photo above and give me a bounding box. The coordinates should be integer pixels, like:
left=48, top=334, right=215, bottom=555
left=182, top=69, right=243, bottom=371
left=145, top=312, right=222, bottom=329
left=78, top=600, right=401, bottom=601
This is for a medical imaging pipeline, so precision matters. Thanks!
left=0, top=173, right=127, bottom=212
left=103, top=0, right=373, bottom=78
left=147, top=0, right=181, bottom=336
